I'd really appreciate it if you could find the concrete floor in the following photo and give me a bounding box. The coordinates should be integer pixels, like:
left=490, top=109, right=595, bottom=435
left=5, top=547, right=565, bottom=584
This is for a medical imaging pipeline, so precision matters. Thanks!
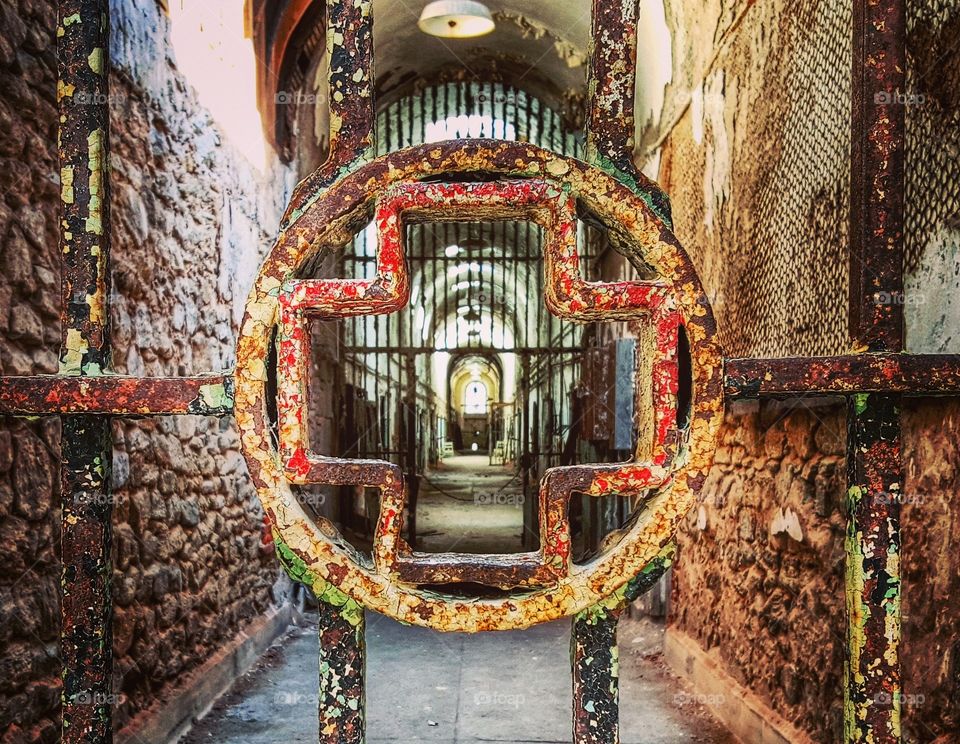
left=416, top=455, right=526, bottom=554
left=182, top=615, right=735, bottom=744
left=182, top=456, right=735, bottom=743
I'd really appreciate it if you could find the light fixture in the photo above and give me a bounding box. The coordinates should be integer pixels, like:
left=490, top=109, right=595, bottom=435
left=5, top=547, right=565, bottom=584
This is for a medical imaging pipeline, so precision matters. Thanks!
left=445, top=244, right=460, bottom=257
left=418, top=1, right=495, bottom=39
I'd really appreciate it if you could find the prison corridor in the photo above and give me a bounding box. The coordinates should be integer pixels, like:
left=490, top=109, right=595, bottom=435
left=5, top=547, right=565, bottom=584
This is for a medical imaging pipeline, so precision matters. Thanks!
left=415, top=455, right=525, bottom=555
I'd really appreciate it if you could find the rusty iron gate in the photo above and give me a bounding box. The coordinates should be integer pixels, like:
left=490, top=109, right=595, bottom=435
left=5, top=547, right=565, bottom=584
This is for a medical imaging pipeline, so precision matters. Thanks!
left=1, top=1, right=960, bottom=743
left=331, top=83, right=598, bottom=551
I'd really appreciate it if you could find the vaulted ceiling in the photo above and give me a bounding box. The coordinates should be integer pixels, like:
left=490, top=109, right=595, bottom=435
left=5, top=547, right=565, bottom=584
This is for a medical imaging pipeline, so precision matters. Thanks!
left=247, top=0, right=675, bottom=167
left=248, top=1, right=602, bottom=157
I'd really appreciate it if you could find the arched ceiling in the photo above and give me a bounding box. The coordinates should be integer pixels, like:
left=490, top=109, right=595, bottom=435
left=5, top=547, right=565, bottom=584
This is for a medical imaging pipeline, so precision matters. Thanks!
left=250, top=0, right=594, bottom=156
left=371, top=0, right=591, bottom=110
left=248, top=0, right=673, bottom=168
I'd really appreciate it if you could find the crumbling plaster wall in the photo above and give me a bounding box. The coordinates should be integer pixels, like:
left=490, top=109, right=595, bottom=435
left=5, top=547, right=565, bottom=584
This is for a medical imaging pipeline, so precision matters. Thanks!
left=0, top=0, right=295, bottom=740
left=647, top=0, right=960, bottom=741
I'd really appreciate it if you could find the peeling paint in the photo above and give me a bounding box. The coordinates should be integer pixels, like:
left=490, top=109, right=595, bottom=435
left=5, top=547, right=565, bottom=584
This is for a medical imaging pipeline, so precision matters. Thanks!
left=85, top=128, right=104, bottom=235
left=491, top=11, right=588, bottom=68
left=234, top=139, right=724, bottom=633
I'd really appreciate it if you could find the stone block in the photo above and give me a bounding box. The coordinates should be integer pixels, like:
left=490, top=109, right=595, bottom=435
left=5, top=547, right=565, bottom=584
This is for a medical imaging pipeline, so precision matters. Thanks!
left=1, top=227, right=35, bottom=292
left=112, top=449, right=130, bottom=489
left=114, top=523, right=139, bottom=571
left=0, top=481, right=12, bottom=519
left=179, top=499, right=200, bottom=528
left=7, top=306, right=42, bottom=345
left=113, top=606, right=138, bottom=658
left=12, top=430, right=53, bottom=521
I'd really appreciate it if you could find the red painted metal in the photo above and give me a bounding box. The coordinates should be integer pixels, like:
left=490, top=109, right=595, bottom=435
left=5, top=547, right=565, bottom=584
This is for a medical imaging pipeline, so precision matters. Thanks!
left=272, top=177, right=684, bottom=590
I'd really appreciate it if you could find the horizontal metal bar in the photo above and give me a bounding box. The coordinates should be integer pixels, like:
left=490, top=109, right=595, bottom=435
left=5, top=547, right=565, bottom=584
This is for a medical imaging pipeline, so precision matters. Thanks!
left=0, top=374, right=234, bottom=416
left=342, top=346, right=584, bottom=355
left=347, top=254, right=548, bottom=263
left=724, top=354, right=960, bottom=399
left=7, top=353, right=955, bottom=416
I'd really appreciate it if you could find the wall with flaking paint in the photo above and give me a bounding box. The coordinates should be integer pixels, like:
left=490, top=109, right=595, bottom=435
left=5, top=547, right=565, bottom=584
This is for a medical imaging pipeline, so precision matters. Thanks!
left=0, top=0, right=296, bottom=739
left=648, top=0, right=960, bottom=740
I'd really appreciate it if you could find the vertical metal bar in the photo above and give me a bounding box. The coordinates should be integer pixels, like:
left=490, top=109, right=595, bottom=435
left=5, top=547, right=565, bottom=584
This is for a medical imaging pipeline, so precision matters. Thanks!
left=318, top=597, right=365, bottom=743
left=487, top=225, right=495, bottom=349
left=845, top=393, right=903, bottom=743
left=443, top=222, right=449, bottom=350
left=404, top=353, right=419, bottom=548
left=572, top=609, right=622, bottom=744
left=512, top=222, right=518, bottom=348
left=849, top=0, right=906, bottom=353
left=584, top=0, right=672, bottom=226
left=58, top=2, right=114, bottom=742
left=500, top=222, right=506, bottom=351
left=59, top=0, right=111, bottom=375
left=430, top=225, right=437, bottom=351
left=283, top=0, right=375, bottom=223
left=845, top=1, right=906, bottom=742
left=571, top=548, right=675, bottom=744
left=584, top=0, right=637, bottom=174
left=407, top=82, right=415, bottom=146
left=520, top=354, right=532, bottom=549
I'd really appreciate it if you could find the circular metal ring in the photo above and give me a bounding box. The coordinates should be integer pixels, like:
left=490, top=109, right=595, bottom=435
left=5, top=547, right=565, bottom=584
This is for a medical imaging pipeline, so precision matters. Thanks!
left=235, top=140, right=724, bottom=632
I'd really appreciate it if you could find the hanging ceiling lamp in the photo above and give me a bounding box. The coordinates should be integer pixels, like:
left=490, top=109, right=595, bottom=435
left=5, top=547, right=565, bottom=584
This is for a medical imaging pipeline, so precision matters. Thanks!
left=418, top=1, right=496, bottom=39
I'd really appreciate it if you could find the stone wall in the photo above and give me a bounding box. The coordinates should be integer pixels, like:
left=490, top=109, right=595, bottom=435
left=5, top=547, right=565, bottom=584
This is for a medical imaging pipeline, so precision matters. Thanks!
left=0, top=0, right=71, bottom=741
left=901, top=399, right=960, bottom=741
left=670, top=402, right=848, bottom=741
left=0, top=0, right=292, bottom=740
left=651, top=0, right=960, bottom=741
left=670, top=400, right=960, bottom=743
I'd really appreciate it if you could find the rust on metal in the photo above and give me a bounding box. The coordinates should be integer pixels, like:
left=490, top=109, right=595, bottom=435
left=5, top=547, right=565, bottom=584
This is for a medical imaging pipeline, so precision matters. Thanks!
left=845, top=1, right=907, bottom=741
left=59, top=2, right=111, bottom=377
left=585, top=0, right=671, bottom=225
left=845, top=393, right=903, bottom=743
left=274, top=539, right=365, bottom=743
left=270, top=176, right=689, bottom=595
left=849, top=0, right=906, bottom=353
left=282, top=0, right=375, bottom=228
left=0, top=374, right=235, bottom=416
left=724, top=354, right=960, bottom=399
left=316, top=595, right=365, bottom=743
left=57, top=1, right=115, bottom=742
left=234, top=139, right=724, bottom=632
left=571, top=545, right=675, bottom=744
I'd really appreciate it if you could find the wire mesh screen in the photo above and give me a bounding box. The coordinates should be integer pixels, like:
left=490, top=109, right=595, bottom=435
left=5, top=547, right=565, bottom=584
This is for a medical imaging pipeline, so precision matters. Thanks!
left=903, top=0, right=960, bottom=353
left=661, top=0, right=852, bottom=358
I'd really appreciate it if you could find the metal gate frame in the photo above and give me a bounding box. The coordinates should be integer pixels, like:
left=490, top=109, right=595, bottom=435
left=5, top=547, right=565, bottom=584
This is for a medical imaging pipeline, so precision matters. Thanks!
left=1, top=0, right=958, bottom=742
